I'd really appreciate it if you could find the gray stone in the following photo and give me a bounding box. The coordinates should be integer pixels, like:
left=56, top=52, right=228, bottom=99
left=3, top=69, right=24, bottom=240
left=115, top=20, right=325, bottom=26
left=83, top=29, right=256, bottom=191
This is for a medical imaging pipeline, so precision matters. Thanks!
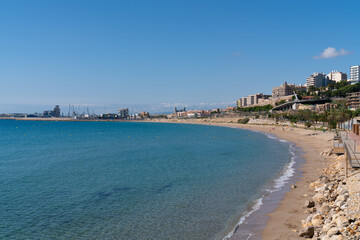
left=335, top=216, right=349, bottom=228
left=319, top=205, right=330, bottom=215
left=330, top=234, right=344, bottom=240
left=336, top=195, right=347, bottom=202
left=313, top=192, right=326, bottom=203
left=322, top=223, right=334, bottom=233
left=306, top=214, right=314, bottom=223
left=312, top=213, right=322, bottom=220
left=309, top=207, right=316, bottom=213
left=327, top=227, right=340, bottom=237
left=320, top=176, right=330, bottom=183
left=312, top=218, right=324, bottom=227
left=299, top=226, right=314, bottom=238
left=316, top=185, right=327, bottom=193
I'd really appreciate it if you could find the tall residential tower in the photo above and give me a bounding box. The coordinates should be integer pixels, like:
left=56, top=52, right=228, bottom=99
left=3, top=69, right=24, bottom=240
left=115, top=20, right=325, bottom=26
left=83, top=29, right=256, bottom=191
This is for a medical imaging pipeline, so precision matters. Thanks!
left=350, top=65, right=360, bottom=84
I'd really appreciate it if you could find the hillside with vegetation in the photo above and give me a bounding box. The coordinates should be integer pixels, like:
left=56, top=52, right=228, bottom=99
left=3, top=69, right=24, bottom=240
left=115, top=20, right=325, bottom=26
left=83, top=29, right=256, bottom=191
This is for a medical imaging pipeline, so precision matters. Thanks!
left=304, top=81, right=360, bottom=98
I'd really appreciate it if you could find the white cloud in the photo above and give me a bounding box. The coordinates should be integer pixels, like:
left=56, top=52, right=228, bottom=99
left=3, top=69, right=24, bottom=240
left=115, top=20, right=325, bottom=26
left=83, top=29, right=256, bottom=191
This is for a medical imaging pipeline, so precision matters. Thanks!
left=313, top=47, right=352, bottom=59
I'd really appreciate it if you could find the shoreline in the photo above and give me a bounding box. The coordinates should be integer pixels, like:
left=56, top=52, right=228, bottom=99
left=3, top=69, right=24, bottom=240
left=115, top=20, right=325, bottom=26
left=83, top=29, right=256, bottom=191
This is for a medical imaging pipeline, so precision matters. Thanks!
left=144, top=119, right=334, bottom=239
left=224, top=134, right=302, bottom=240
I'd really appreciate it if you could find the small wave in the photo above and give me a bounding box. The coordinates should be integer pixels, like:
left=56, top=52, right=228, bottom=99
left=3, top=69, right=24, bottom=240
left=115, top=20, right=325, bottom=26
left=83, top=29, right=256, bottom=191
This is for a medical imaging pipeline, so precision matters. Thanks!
left=272, top=145, right=296, bottom=191
left=264, top=133, right=288, bottom=144
left=264, top=133, right=277, bottom=140
left=222, top=197, right=263, bottom=240
left=223, top=141, right=297, bottom=240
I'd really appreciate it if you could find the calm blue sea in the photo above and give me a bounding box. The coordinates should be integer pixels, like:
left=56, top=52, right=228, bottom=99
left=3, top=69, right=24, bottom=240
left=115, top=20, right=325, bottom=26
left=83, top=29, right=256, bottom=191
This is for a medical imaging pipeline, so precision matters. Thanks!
left=0, top=120, right=293, bottom=240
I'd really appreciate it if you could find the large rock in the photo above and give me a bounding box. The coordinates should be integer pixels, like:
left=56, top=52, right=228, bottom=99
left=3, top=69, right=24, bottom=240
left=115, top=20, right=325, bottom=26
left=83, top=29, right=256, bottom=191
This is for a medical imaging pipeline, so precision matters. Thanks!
left=335, top=194, right=347, bottom=202
left=330, top=235, right=344, bottom=240
left=320, top=176, right=330, bottom=183
left=322, top=235, right=344, bottom=240
left=319, top=205, right=331, bottom=215
left=310, top=181, right=321, bottom=189
left=299, top=226, right=314, bottom=238
left=312, top=218, right=324, bottom=227
left=329, top=192, right=338, bottom=201
left=316, top=185, right=328, bottom=193
left=305, top=200, right=315, bottom=208
left=322, top=223, right=334, bottom=233
left=306, top=214, right=314, bottom=223
left=313, top=192, right=326, bottom=203
left=327, top=227, right=340, bottom=237
left=335, top=216, right=349, bottom=228
left=312, top=213, right=323, bottom=220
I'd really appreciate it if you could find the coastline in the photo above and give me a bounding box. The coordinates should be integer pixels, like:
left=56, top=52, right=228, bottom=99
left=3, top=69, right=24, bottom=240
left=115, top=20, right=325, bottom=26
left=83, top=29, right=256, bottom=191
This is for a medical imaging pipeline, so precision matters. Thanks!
left=144, top=119, right=334, bottom=239
left=224, top=134, right=302, bottom=240
left=237, top=124, right=332, bottom=239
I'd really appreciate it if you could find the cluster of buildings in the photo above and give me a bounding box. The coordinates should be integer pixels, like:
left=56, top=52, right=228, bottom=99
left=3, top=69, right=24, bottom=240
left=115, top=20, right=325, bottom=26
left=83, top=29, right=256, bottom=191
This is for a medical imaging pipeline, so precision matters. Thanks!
left=167, top=106, right=236, bottom=119
left=167, top=107, right=210, bottom=119
left=236, top=82, right=305, bottom=108
left=3, top=65, right=360, bottom=119
left=99, top=108, right=130, bottom=119
left=306, top=66, right=360, bottom=88
left=306, top=71, right=347, bottom=88
left=94, top=108, right=150, bottom=120
left=237, top=65, right=360, bottom=109
left=43, top=105, right=61, bottom=118
left=1, top=106, right=153, bottom=120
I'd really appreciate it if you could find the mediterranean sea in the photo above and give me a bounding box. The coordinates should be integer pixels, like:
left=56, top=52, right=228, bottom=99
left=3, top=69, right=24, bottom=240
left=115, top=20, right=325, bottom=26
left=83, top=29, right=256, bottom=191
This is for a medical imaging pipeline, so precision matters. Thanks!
left=0, top=120, right=293, bottom=239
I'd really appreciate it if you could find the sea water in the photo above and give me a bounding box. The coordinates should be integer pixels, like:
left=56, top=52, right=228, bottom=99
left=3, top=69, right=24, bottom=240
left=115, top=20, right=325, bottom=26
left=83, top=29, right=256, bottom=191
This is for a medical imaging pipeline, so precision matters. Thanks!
left=0, top=120, right=292, bottom=239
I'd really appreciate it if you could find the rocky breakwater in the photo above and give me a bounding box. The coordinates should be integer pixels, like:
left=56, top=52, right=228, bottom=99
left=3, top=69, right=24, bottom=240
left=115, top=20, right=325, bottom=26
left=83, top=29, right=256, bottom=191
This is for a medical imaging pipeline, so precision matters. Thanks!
left=299, top=150, right=360, bottom=239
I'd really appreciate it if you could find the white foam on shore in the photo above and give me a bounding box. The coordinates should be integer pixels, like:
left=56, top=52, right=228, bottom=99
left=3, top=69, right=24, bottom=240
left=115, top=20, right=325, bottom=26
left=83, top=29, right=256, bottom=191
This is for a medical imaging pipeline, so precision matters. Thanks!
left=222, top=197, right=262, bottom=240
left=264, top=132, right=296, bottom=192
left=223, top=133, right=297, bottom=240
left=272, top=145, right=296, bottom=191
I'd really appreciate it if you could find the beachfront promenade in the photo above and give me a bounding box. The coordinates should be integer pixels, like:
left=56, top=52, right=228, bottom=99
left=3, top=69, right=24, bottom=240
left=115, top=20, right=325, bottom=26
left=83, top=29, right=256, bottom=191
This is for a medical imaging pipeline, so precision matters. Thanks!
left=339, top=131, right=360, bottom=171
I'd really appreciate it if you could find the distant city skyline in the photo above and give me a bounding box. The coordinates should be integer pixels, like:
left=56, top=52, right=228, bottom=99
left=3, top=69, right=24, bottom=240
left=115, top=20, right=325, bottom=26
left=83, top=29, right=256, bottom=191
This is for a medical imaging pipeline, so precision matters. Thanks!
left=1, top=0, right=359, bottom=113
left=0, top=102, right=234, bottom=115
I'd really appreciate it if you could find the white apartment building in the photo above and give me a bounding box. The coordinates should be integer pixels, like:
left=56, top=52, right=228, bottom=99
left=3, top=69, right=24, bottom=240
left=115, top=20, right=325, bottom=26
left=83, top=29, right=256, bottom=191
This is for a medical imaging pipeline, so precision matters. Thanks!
left=326, top=71, right=347, bottom=83
left=239, top=93, right=270, bottom=107
left=350, top=65, right=360, bottom=84
left=306, top=73, right=328, bottom=88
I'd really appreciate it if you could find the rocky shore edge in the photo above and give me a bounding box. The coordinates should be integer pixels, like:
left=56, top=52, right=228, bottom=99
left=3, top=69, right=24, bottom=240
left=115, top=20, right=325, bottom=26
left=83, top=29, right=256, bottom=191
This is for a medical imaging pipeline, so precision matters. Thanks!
left=299, top=149, right=360, bottom=239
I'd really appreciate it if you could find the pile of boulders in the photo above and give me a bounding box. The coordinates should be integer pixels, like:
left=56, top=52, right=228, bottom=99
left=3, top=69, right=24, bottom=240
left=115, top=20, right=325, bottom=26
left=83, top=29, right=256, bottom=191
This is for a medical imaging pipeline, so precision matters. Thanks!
left=299, top=154, right=360, bottom=239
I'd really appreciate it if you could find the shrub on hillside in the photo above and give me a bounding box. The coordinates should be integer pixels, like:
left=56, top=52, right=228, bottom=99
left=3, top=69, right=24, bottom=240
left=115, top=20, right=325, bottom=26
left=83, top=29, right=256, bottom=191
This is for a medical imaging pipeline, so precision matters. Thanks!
left=238, top=118, right=250, bottom=124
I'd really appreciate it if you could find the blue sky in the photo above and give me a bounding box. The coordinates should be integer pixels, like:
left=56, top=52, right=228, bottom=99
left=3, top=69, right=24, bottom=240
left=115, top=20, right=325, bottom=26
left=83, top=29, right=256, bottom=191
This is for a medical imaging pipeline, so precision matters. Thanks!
left=1, top=0, right=359, bottom=114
